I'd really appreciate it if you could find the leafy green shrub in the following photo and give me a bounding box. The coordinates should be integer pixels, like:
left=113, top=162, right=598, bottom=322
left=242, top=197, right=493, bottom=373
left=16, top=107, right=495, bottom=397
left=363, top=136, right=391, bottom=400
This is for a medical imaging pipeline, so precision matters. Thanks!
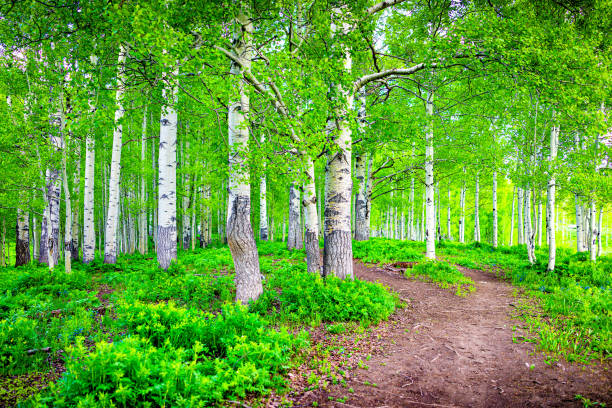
left=406, top=261, right=475, bottom=296
left=0, top=316, right=47, bottom=375
left=353, top=238, right=424, bottom=264
left=253, top=261, right=398, bottom=324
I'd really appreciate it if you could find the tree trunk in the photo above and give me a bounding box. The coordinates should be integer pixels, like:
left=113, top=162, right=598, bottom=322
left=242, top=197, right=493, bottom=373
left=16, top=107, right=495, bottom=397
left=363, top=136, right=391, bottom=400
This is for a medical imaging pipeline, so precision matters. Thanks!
left=525, top=187, right=536, bottom=264
left=288, top=182, right=303, bottom=249
left=226, top=10, right=262, bottom=302
left=473, top=173, right=480, bottom=242
left=409, top=174, right=415, bottom=240
left=182, top=145, right=191, bottom=250
left=517, top=187, right=524, bottom=245
left=83, top=133, right=95, bottom=263
left=547, top=121, right=558, bottom=271
left=60, top=118, right=72, bottom=274
left=459, top=175, right=466, bottom=243
left=259, top=133, right=268, bottom=241
left=424, top=91, right=435, bottom=259
left=597, top=207, right=603, bottom=257
left=446, top=186, right=452, bottom=241
left=575, top=194, right=583, bottom=252
left=537, top=194, right=543, bottom=247
left=15, top=209, right=30, bottom=266
left=589, top=200, right=597, bottom=261
left=303, top=159, right=321, bottom=274
left=139, top=106, right=148, bottom=255
left=510, top=186, right=516, bottom=246
left=492, top=171, right=498, bottom=248
left=157, top=63, right=179, bottom=270
left=103, top=44, right=128, bottom=264
left=354, top=153, right=369, bottom=241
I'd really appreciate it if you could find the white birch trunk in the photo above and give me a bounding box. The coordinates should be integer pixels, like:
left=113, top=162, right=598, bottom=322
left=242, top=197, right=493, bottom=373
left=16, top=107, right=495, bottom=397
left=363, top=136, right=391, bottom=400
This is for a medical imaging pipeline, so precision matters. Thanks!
left=492, top=171, right=498, bottom=248
left=525, top=187, right=536, bottom=264
left=597, top=207, right=603, bottom=257
left=517, top=187, right=524, bottom=245
left=259, top=133, right=268, bottom=240
left=288, top=182, right=303, bottom=249
left=459, top=175, right=466, bottom=243
left=447, top=186, right=452, bottom=241
left=473, top=174, right=480, bottom=242
left=182, top=144, right=191, bottom=250
left=103, top=44, right=128, bottom=264
left=303, top=159, right=321, bottom=273
left=589, top=200, right=597, bottom=261
left=575, top=195, right=583, bottom=252
left=354, top=153, right=368, bottom=241
left=547, top=121, right=558, bottom=271
left=537, top=195, right=543, bottom=247
left=510, top=187, right=516, bottom=246
left=71, top=148, right=80, bottom=261
left=424, top=91, right=435, bottom=259
left=15, top=208, right=30, bottom=266
left=59, top=107, right=72, bottom=274
left=157, top=63, right=179, bottom=270
left=139, top=106, right=148, bottom=254
left=409, top=175, right=415, bottom=240
left=226, top=10, right=262, bottom=302
left=83, top=131, right=95, bottom=262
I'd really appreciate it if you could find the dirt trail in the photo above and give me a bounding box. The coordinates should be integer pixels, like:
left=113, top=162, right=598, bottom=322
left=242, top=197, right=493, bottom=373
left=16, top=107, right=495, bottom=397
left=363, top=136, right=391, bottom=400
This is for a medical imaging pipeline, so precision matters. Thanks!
left=296, top=261, right=611, bottom=408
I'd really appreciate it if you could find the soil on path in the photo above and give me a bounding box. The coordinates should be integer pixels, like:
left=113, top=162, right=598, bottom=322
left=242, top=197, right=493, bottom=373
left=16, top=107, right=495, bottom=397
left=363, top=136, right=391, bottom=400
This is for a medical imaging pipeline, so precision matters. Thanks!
left=293, top=261, right=611, bottom=408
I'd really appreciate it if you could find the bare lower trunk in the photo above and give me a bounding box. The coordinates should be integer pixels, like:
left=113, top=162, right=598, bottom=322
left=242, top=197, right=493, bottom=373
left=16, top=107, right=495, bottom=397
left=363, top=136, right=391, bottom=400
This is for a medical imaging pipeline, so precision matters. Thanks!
left=409, top=175, right=415, bottom=240
left=537, top=196, right=543, bottom=247
left=459, top=176, right=466, bottom=243
left=104, top=44, right=128, bottom=264
left=139, top=106, right=148, bottom=255
left=424, top=91, right=435, bottom=259
left=517, top=187, right=524, bottom=245
left=473, top=174, right=480, bottom=242
left=15, top=208, right=30, bottom=266
left=589, top=200, right=597, bottom=261
left=157, top=63, right=179, bottom=270
left=446, top=186, right=452, bottom=241
left=259, top=134, right=268, bottom=241
left=575, top=194, right=583, bottom=252
left=83, top=134, right=95, bottom=263
left=525, top=187, right=536, bottom=264
left=492, top=172, right=498, bottom=248
left=510, top=187, right=516, bottom=246
left=227, top=10, right=262, bottom=302
left=547, top=122, right=558, bottom=271
left=597, top=207, right=603, bottom=257
left=354, top=153, right=368, bottom=241
left=288, top=182, right=303, bottom=249
left=303, top=159, right=321, bottom=274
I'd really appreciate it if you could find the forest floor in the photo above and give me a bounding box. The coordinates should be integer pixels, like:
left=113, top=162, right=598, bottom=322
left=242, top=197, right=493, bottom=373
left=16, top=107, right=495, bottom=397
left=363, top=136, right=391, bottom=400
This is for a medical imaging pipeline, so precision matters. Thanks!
left=284, top=260, right=611, bottom=408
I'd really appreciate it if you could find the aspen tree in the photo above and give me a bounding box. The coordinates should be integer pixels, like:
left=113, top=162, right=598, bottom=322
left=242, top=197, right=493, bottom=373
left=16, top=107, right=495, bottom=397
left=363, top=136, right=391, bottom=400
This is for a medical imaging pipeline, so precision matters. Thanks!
left=547, top=120, right=559, bottom=271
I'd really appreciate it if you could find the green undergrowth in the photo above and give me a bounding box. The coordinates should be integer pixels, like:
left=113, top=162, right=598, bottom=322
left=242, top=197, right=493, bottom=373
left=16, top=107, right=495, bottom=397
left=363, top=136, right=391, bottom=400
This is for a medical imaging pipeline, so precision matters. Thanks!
left=0, top=240, right=397, bottom=407
left=353, top=238, right=424, bottom=263
left=405, top=261, right=476, bottom=296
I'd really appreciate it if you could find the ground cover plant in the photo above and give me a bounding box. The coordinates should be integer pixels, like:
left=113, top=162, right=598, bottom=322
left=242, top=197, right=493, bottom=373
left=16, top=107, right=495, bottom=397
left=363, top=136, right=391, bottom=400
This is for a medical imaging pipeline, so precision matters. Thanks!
left=0, top=241, right=397, bottom=407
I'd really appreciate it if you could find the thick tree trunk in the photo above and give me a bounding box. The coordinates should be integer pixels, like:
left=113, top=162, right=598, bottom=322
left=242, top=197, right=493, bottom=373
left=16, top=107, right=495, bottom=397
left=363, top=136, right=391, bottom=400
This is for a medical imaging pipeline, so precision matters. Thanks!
left=15, top=208, right=30, bottom=266
left=288, top=182, right=303, bottom=249
left=227, top=10, right=262, bottom=302
left=492, top=172, right=498, bottom=248
left=104, top=44, right=128, bottom=264
left=547, top=122, right=558, bottom=271
left=83, top=134, right=95, bottom=263
left=354, top=153, right=369, bottom=241
left=303, top=159, right=321, bottom=274
left=157, top=63, right=179, bottom=270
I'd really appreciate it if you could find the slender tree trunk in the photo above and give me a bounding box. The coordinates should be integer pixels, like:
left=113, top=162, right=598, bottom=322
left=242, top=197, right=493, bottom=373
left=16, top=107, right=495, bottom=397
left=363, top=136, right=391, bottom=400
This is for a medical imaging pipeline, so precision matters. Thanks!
left=303, top=159, right=321, bottom=273
left=492, top=171, right=498, bottom=248
left=409, top=174, right=415, bottom=240
left=589, top=200, right=598, bottom=261
left=474, top=173, right=480, bottom=242
left=288, top=182, right=303, bottom=249
left=103, top=44, right=128, bottom=264
left=459, top=175, right=466, bottom=243
left=139, top=106, right=148, bottom=254
left=0, top=218, right=5, bottom=267
left=83, top=132, right=95, bottom=263
left=157, top=63, right=179, bottom=270
left=537, top=194, right=543, bottom=247
left=597, top=207, right=603, bottom=257
left=424, top=91, right=435, bottom=259
left=226, top=10, right=262, bottom=302
left=575, top=195, right=583, bottom=252
left=60, top=123, right=72, bottom=273
left=15, top=209, right=30, bottom=266
left=446, top=186, right=452, bottom=241
left=32, top=214, right=39, bottom=261
left=510, top=186, right=516, bottom=246
left=547, top=121, right=558, bottom=271
left=354, top=153, right=368, bottom=241
left=182, top=145, right=191, bottom=250
left=525, top=187, right=536, bottom=264
left=259, top=133, right=268, bottom=240
left=517, top=187, right=524, bottom=244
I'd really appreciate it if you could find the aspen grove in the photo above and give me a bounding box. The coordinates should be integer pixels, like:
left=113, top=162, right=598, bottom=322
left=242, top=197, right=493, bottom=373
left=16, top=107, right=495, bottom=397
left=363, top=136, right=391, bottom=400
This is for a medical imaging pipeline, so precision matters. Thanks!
left=0, top=0, right=610, bottom=407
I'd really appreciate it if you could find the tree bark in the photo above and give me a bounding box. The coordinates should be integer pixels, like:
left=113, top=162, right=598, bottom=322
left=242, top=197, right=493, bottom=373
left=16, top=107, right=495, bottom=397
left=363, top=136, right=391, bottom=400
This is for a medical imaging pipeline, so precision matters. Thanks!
left=15, top=209, right=30, bottom=266
left=227, top=9, right=262, bottom=302
left=575, top=194, right=583, bottom=252
left=525, top=187, right=536, bottom=264
left=510, top=186, right=516, bottom=246
left=547, top=121, right=558, bottom=271
left=157, top=62, right=179, bottom=270
left=424, top=91, right=435, bottom=259
left=259, top=133, right=268, bottom=241
left=517, top=187, right=524, bottom=245
left=459, top=174, right=466, bottom=243
left=139, top=106, right=148, bottom=255
left=354, top=153, right=369, bottom=241
left=303, top=159, right=321, bottom=274
left=473, top=173, right=480, bottom=242
left=288, top=182, right=303, bottom=249
left=589, top=200, right=597, bottom=261
left=447, top=186, right=452, bottom=241
left=492, top=171, right=498, bottom=248
left=103, top=44, right=128, bottom=264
